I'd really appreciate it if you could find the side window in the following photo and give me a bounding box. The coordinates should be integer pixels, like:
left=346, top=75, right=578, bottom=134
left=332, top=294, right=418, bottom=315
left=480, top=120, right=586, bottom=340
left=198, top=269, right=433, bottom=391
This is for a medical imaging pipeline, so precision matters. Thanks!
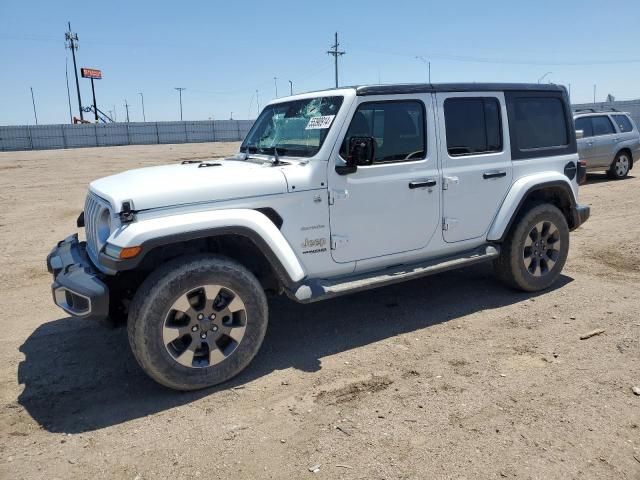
left=591, top=116, right=615, bottom=136
left=444, top=97, right=502, bottom=156
left=513, top=97, right=568, bottom=150
left=340, top=101, right=425, bottom=163
left=611, top=114, right=633, bottom=133
left=575, top=117, right=593, bottom=137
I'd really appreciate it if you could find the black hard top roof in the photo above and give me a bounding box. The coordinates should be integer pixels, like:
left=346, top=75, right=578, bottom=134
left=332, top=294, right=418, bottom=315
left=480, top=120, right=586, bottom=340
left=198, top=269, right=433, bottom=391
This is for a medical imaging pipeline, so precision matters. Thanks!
left=354, top=83, right=565, bottom=96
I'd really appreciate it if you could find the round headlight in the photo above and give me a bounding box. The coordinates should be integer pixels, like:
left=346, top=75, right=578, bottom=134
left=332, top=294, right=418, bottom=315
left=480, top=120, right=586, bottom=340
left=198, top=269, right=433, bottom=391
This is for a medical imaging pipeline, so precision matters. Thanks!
left=97, top=208, right=112, bottom=245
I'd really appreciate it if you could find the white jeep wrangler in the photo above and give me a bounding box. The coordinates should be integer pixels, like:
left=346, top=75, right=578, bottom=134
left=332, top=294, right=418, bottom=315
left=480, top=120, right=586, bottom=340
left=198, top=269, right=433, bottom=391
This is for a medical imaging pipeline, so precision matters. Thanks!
left=47, top=83, right=590, bottom=390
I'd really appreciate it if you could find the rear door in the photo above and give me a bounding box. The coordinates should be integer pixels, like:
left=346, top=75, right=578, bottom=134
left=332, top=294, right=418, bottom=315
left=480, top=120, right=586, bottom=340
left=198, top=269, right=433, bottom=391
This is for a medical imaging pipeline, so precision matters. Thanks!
left=435, top=92, right=512, bottom=242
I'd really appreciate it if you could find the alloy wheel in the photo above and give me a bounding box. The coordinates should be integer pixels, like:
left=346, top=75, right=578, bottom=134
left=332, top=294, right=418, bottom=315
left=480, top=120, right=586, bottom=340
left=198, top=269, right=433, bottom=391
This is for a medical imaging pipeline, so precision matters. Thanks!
left=162, top=285, right=247, bottom=368
left=615, top=154, right=630, bottom=177
left=522, top=221, right=561, bottom=277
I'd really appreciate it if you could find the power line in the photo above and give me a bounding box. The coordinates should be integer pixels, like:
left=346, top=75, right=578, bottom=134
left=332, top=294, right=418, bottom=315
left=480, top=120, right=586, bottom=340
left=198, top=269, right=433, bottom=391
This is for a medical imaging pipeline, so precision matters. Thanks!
left=64, top=22, right=83, bottom=121
left=346, top=42, right=640, bottom=66
left=327, top=32, right=345, bottom=88
left=65, top=57, right=73, bottom=123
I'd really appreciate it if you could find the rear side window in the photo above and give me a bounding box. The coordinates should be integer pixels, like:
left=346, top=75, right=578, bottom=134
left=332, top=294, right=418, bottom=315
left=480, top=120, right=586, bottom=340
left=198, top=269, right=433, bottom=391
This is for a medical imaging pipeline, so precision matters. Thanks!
left=513, top=97, right=568, bottom=149
left=575, top=117, right=593, bottom=137
left=591, top=116, right=615, bottom=136
left=444, top=97, right=502, bottom=156
left=612, top=114, right=634, bottom=133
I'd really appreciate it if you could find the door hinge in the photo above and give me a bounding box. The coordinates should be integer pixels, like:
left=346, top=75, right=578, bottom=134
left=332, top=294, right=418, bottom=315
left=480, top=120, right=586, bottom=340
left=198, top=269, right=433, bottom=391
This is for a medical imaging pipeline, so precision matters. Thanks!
left=442, top=176, right=459, bottom=190
left=331, top=234, right=349, bottom=250
left=442, top=217, right=459, bottom=231
left=328, top=189, right=349, bottom=205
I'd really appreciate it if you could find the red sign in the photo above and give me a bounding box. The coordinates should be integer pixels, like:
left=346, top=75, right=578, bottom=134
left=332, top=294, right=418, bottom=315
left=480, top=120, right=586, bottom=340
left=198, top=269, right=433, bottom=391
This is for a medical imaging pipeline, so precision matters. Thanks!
left=81, top=68, right=102, bottom=79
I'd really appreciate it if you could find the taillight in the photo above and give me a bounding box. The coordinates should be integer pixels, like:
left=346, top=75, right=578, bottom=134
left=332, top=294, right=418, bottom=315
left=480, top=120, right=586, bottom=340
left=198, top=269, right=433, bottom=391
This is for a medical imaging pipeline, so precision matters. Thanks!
left=577, top=159, right=587, bottom=185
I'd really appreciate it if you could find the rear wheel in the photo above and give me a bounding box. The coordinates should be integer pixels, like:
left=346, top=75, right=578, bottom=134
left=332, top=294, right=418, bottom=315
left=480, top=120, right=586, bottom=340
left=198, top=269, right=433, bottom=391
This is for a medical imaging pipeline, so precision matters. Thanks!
left=127, top=254, right=268, bottom=391
left=607, top=151, right=631, bottom=179
left=494, top=204, right=569, bottom=292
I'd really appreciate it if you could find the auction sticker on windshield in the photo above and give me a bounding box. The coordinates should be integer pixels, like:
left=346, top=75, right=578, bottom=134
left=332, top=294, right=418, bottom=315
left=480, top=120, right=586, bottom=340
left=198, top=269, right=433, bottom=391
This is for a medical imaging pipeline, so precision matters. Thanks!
left=305, top=115, right=335, bottom=130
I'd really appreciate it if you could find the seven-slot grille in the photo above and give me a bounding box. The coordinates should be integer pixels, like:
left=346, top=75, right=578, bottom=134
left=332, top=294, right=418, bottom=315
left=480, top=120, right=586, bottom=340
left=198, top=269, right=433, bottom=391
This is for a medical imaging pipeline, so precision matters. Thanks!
left=84, top=193, right=111, bottom=263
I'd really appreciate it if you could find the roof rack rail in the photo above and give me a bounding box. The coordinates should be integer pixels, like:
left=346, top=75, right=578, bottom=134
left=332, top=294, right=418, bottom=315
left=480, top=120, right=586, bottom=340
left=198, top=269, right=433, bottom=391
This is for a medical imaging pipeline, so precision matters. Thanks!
left=573, top=107, right=620, bottom=113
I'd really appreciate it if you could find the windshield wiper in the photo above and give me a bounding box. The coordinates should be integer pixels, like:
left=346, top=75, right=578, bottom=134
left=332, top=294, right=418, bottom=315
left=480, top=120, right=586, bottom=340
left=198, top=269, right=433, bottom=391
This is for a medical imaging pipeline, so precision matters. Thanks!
left=259, top=146, right=288, bottom=165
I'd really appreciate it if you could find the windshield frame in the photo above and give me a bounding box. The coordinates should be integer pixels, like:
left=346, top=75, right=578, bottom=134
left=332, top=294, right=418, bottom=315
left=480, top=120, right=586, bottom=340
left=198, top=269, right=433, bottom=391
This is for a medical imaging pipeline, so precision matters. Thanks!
left=240, top=95, right=345, bottom=158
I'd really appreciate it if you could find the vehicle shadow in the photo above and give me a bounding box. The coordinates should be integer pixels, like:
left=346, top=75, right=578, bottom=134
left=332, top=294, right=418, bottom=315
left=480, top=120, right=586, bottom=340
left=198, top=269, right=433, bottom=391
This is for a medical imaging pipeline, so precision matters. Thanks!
left=18, top=263, right=572, bottom=433
left=584, top=172, right=635, bottom=184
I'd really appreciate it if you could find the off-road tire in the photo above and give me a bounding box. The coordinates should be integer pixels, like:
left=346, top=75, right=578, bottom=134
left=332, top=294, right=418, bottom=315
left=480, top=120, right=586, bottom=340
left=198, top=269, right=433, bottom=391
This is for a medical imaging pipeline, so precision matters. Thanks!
left=607, top=151, right=631, bottom=179
left=493, top=203, right=569, bottom=292
left=127, top=254, right=268, bottom=391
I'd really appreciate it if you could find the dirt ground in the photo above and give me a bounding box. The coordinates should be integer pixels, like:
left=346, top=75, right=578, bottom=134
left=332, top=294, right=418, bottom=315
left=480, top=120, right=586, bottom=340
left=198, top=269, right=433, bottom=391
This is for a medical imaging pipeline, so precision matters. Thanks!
left=0, top=143, right=638, bottom=480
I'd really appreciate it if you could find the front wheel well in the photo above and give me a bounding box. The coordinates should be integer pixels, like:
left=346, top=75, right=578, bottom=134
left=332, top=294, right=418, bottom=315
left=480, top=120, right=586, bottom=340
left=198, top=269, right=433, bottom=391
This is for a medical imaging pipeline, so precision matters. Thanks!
left=113, top=234, right=284, bottom=316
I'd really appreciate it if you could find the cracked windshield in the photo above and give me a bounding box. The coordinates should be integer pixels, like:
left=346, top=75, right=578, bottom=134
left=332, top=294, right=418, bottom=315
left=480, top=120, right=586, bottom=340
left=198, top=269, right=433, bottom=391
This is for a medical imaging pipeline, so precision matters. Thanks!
left=240, top=96, right=344, bottom=157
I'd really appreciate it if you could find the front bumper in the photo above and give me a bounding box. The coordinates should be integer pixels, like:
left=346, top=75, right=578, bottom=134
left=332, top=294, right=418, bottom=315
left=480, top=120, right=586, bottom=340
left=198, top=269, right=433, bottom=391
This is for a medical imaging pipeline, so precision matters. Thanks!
left=570, top=203, right=590, bottom=230
left=46, top=234, right=109, bottom=320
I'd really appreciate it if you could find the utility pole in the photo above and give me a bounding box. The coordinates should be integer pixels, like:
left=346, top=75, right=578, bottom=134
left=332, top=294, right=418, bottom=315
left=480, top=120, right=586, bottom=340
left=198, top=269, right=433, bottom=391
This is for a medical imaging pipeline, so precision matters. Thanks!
left=289, top=80, right=293, bottom=96
left=30, top=87, right=38, bottom=125
left=256, top=89, right=260, bottom=113
left=123, top=99, right=130, bottom=122
left=415, top=56, right=431, bottom=83
left=138, top=92, right=146, bottom=121
left=174, top=87, right=186, bottom=120
left=65, top=22, right=83, bottom=121
left=593, top=84, right=596, bottom=103
left=327, top=32, right=345, bottom=88
left=113, top=104, right=117, bottom=122
left=65, top=58, right=73, bottom=123
left=273, top=77, right=278, bottom=98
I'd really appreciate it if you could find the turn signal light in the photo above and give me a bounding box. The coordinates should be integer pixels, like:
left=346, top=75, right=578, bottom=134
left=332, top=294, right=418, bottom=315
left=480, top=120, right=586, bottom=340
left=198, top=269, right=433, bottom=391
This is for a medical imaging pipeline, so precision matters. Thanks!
left=119, top=246, right=142, bottom=259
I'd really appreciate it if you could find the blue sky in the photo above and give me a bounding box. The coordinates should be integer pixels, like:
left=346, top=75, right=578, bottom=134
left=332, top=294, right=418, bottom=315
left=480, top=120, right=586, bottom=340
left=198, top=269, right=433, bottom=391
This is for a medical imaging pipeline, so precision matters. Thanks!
left=1, top=0, right=639, bottom=125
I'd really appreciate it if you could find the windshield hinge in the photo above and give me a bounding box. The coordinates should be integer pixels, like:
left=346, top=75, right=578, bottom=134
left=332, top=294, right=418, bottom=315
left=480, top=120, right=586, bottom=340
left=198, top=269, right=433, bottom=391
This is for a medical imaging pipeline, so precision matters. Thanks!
left=119, top=200, right=136, bottom=224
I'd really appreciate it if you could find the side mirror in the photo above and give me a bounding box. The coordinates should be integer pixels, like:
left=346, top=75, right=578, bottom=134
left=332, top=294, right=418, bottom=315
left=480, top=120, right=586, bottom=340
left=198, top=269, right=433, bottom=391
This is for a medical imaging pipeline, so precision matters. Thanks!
left=335, top=136, right=375, bottom=175
left=575, top=129, right=584, bottom=139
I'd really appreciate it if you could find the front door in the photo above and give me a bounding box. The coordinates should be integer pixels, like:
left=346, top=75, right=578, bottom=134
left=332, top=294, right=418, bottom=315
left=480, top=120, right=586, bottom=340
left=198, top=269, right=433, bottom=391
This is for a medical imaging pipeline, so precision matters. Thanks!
left=575, top=116, right=597, bottom=166
left=435, top=92, right=513, bottom=243
left=328, top=96, right=440, bottom=263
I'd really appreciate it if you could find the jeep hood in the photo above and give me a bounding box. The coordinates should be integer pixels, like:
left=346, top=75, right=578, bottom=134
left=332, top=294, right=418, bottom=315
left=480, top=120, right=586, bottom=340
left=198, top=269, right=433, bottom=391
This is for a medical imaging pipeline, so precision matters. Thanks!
left=89, top=159, right=288, bottom=211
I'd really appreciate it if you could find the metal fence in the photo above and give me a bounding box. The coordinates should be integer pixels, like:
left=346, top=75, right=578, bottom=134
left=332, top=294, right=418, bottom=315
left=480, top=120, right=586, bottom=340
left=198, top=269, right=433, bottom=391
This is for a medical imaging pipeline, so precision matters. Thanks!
left=572, top=99, right=640, bottom=128
left=0, top=120, right=254, bottom=152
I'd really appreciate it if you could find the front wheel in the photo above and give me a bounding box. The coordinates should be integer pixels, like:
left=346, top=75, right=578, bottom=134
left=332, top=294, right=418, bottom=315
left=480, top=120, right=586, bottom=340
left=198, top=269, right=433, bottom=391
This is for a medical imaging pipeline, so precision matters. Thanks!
left=127, top=254, right=268, bottom=391
left=493, top=204, right=569, bottom=292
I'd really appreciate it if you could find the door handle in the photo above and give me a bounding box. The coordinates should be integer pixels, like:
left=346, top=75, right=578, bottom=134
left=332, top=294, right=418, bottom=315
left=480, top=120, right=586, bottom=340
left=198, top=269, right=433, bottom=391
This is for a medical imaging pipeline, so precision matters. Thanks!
left=482, top=171, right=507, bottom=179
left=409, top=179, right=437, bottom=189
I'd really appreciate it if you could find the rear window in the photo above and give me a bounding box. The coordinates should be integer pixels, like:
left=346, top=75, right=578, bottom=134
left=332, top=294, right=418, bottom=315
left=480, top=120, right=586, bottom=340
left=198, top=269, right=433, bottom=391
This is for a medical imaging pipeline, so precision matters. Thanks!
left=513, top=97, right=568, bottom=150
left=611, top=114, right=634, bottom=133
left=575, top=117, right=593, bottom=137
left=444, top=97, right=502, bottom=156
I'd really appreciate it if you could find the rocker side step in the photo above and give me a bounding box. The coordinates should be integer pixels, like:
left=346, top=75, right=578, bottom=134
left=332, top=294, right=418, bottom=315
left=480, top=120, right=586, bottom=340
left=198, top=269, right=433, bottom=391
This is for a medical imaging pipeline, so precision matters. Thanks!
left=292, top=245, right=500, bottom=302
